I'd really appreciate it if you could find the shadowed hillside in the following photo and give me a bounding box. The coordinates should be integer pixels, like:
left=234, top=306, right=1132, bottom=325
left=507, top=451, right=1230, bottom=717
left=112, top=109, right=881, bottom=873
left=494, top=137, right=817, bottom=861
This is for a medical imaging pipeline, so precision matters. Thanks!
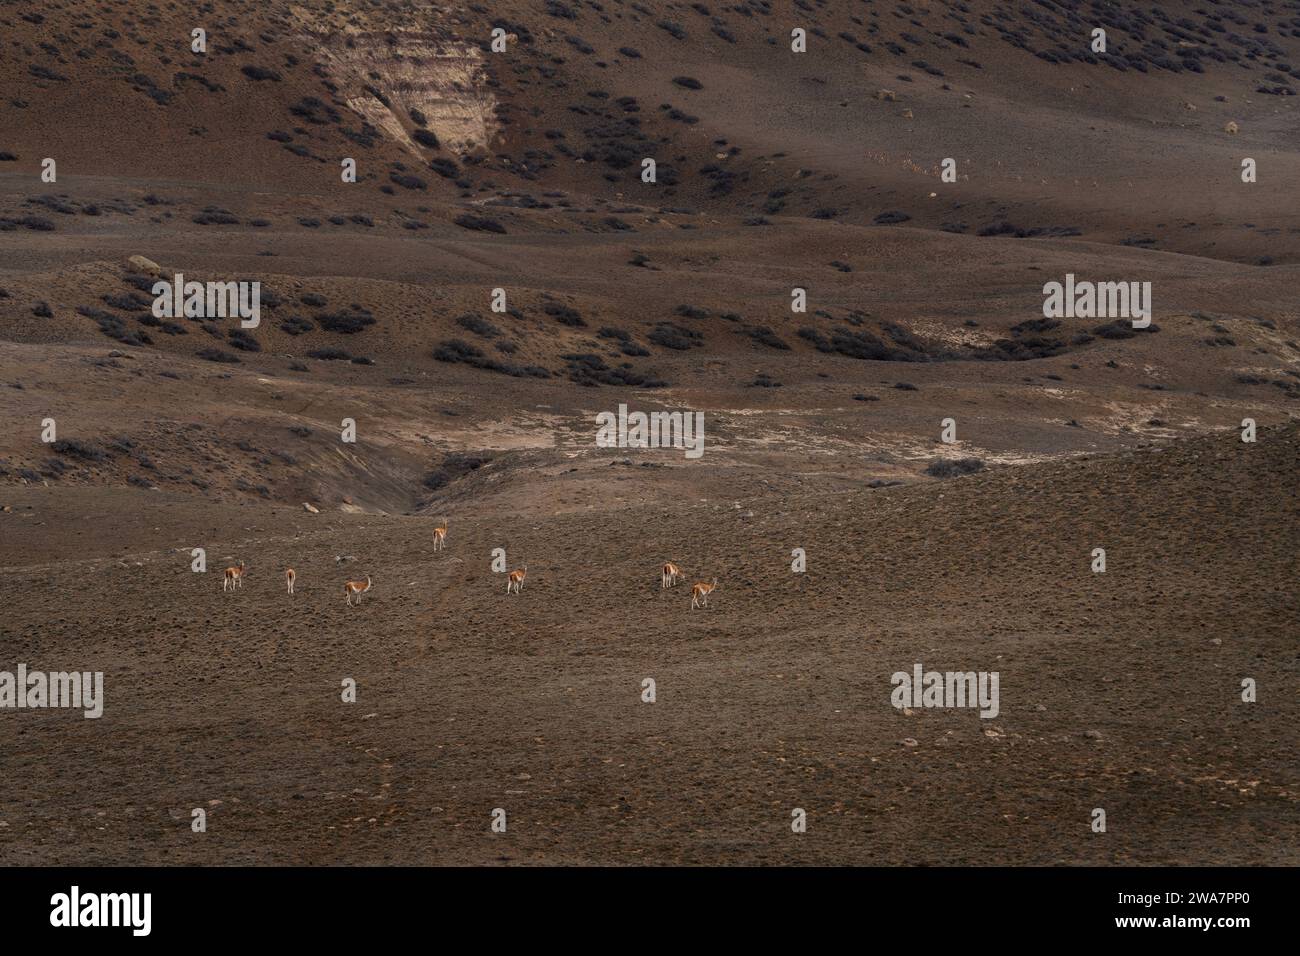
left=0, top=1, right=1296, bottom=867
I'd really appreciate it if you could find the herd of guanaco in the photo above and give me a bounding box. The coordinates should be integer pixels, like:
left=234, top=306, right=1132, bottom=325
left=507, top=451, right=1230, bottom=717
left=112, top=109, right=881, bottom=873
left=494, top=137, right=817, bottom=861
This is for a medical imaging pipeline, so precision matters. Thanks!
left=664, top=562, right=718, bottom=609
left=222, top=524, right=719, bottom=610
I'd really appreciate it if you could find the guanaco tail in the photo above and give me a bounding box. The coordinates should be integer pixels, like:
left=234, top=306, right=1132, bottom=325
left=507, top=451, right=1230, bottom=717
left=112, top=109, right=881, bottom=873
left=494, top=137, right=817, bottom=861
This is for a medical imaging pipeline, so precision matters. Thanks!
left=344, top=575, right=372, bottom=606
left=222, top=561, right=246, bottom=592
left=433, top=518, right=448, bottom=551
left=285, top=567, right=296, bottom=594
left=506, top=567, right=527, bottom=594
left=690, top=578, right=718, bottom=609
left=661, top=562, right=683, bottom=589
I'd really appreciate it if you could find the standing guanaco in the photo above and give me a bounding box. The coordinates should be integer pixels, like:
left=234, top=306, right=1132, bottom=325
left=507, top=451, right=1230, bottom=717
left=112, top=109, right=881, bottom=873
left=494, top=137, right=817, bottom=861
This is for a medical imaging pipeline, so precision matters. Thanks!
left=222, top=561, right=246, bottom=592
left=433, top=519, right=448, bottom=551
left=344, top=575, right=372, bottom=606
left=506, top=567, right=527, bottom=594
left=285, top=567, right=296, bottom=594
left=690, top=578, right=718, bottom=609
left=661, top=562, right=683, bottom=589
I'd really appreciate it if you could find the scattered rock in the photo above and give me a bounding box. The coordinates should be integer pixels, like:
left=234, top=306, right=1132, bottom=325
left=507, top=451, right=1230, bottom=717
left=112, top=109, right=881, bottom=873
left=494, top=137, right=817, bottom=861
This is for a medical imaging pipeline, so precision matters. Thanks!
left=302, top=502, right=319, bottom=514
left=126, top=255, right=161, bottom=276
left=1224, top=120, right=1239, bottom=135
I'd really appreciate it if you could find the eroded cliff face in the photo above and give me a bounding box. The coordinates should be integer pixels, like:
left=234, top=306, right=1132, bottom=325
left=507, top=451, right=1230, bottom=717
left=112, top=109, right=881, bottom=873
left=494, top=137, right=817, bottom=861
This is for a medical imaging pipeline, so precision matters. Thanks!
left=297, top=15, right=498, bottom=157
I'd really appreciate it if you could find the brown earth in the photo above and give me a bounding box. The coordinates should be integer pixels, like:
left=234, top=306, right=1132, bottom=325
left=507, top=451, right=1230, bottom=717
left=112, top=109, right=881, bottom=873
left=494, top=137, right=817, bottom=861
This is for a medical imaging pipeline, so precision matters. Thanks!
left=0, top=0, right=1297, bottom=865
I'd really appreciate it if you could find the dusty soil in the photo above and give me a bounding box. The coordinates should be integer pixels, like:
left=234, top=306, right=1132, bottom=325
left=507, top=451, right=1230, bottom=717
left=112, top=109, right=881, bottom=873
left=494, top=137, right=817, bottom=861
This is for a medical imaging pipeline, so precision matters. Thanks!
left=0, top=0, right=1297, bottom=865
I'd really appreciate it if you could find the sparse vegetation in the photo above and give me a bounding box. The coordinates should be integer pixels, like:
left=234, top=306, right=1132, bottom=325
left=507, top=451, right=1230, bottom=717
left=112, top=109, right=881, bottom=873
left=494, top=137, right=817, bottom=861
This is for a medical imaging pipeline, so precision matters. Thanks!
left=925, top=458, right=985, bottom=478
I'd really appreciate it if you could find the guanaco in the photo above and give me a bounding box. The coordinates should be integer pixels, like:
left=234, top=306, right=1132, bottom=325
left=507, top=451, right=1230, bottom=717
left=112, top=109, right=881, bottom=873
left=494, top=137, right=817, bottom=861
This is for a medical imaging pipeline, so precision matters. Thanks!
left=690, top=578, right=718, bottom=609
left=433, top=519, right=448, bottom=552
left=661, top=562, right=683, bottom=589
left=285, top=567, right=296, bottom=594
left=344, top=575, right=372, bottom=606
left=222, top=561, right=246, bottom=592
left=506, top=567, right=527, bottom=594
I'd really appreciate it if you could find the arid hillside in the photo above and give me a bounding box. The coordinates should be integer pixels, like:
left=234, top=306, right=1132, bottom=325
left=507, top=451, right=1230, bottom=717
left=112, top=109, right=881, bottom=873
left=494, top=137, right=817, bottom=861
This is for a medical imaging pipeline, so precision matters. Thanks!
left=0, top=1, right=1296, bottom=867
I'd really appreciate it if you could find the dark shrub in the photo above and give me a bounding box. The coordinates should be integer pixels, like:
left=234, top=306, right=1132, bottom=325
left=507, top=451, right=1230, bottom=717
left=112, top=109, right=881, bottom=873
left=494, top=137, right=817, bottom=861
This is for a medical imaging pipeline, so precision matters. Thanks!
left=317, top=309, right=376, bottom=334
left=454, top=214, right=505, bottom=233
left=52, top=439, right=108, bottom=461
left=193, top=207, right=239, bottom=225
left=562, top=353, right=666, bottom=387
left=241, top=65, right=281, bottom=81
left=544, top=303, right=585, bottom=327
left=433, top=339, right=550, bottom=378
left=281, top=316, right=314, bottom=335
left=648, top=323, right=703, bottom=350
left=1093, top=321, right=1159, bottom=339
left=925, top=458, right=985, bottom=478
left=456, top=313, right=500, bottom=337
left=227, top=329, right=262, bottom=352
left=746, top=326, right=789, bottom=350
left=390, top=172, right=427, bottom=190
left=429, top=157, right=460, bottom=178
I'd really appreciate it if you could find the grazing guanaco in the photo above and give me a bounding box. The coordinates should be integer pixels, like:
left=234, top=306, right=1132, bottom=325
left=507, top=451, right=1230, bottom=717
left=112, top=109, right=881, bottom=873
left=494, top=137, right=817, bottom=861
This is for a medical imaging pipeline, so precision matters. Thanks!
left=506, top=567, right=527, bottom=594
left=222, top=561, right=246, bottom=592
left=285, top=567, right=296, bottom=594
left=344, top=575, right=372, bottom=606
left=690, top=578, right=718, bottom=610
left=433, top=519, right=448, bottom=552
left=661, top=562, right=683, bottom=589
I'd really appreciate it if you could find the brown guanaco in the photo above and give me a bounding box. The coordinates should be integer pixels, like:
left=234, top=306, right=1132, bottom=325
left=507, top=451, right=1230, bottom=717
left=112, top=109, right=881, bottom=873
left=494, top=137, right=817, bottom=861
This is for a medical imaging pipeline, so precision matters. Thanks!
left=433, top=519, right=448, bottom=552
left=222, top=561, right=246, bottom=592
left=285, top=567, right=296, bottom=594
left=344, top=575, right=372, bottom=606
left=690, top=578, right=718, bottom=609
left=506, top=567, right=527, bottom=595
left=661, top=562, right=683, bottom=589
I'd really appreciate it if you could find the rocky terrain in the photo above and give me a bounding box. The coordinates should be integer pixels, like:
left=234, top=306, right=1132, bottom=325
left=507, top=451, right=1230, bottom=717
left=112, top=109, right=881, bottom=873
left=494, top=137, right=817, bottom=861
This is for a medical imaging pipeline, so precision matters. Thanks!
left=0, top=0, right=1296, bottom=865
